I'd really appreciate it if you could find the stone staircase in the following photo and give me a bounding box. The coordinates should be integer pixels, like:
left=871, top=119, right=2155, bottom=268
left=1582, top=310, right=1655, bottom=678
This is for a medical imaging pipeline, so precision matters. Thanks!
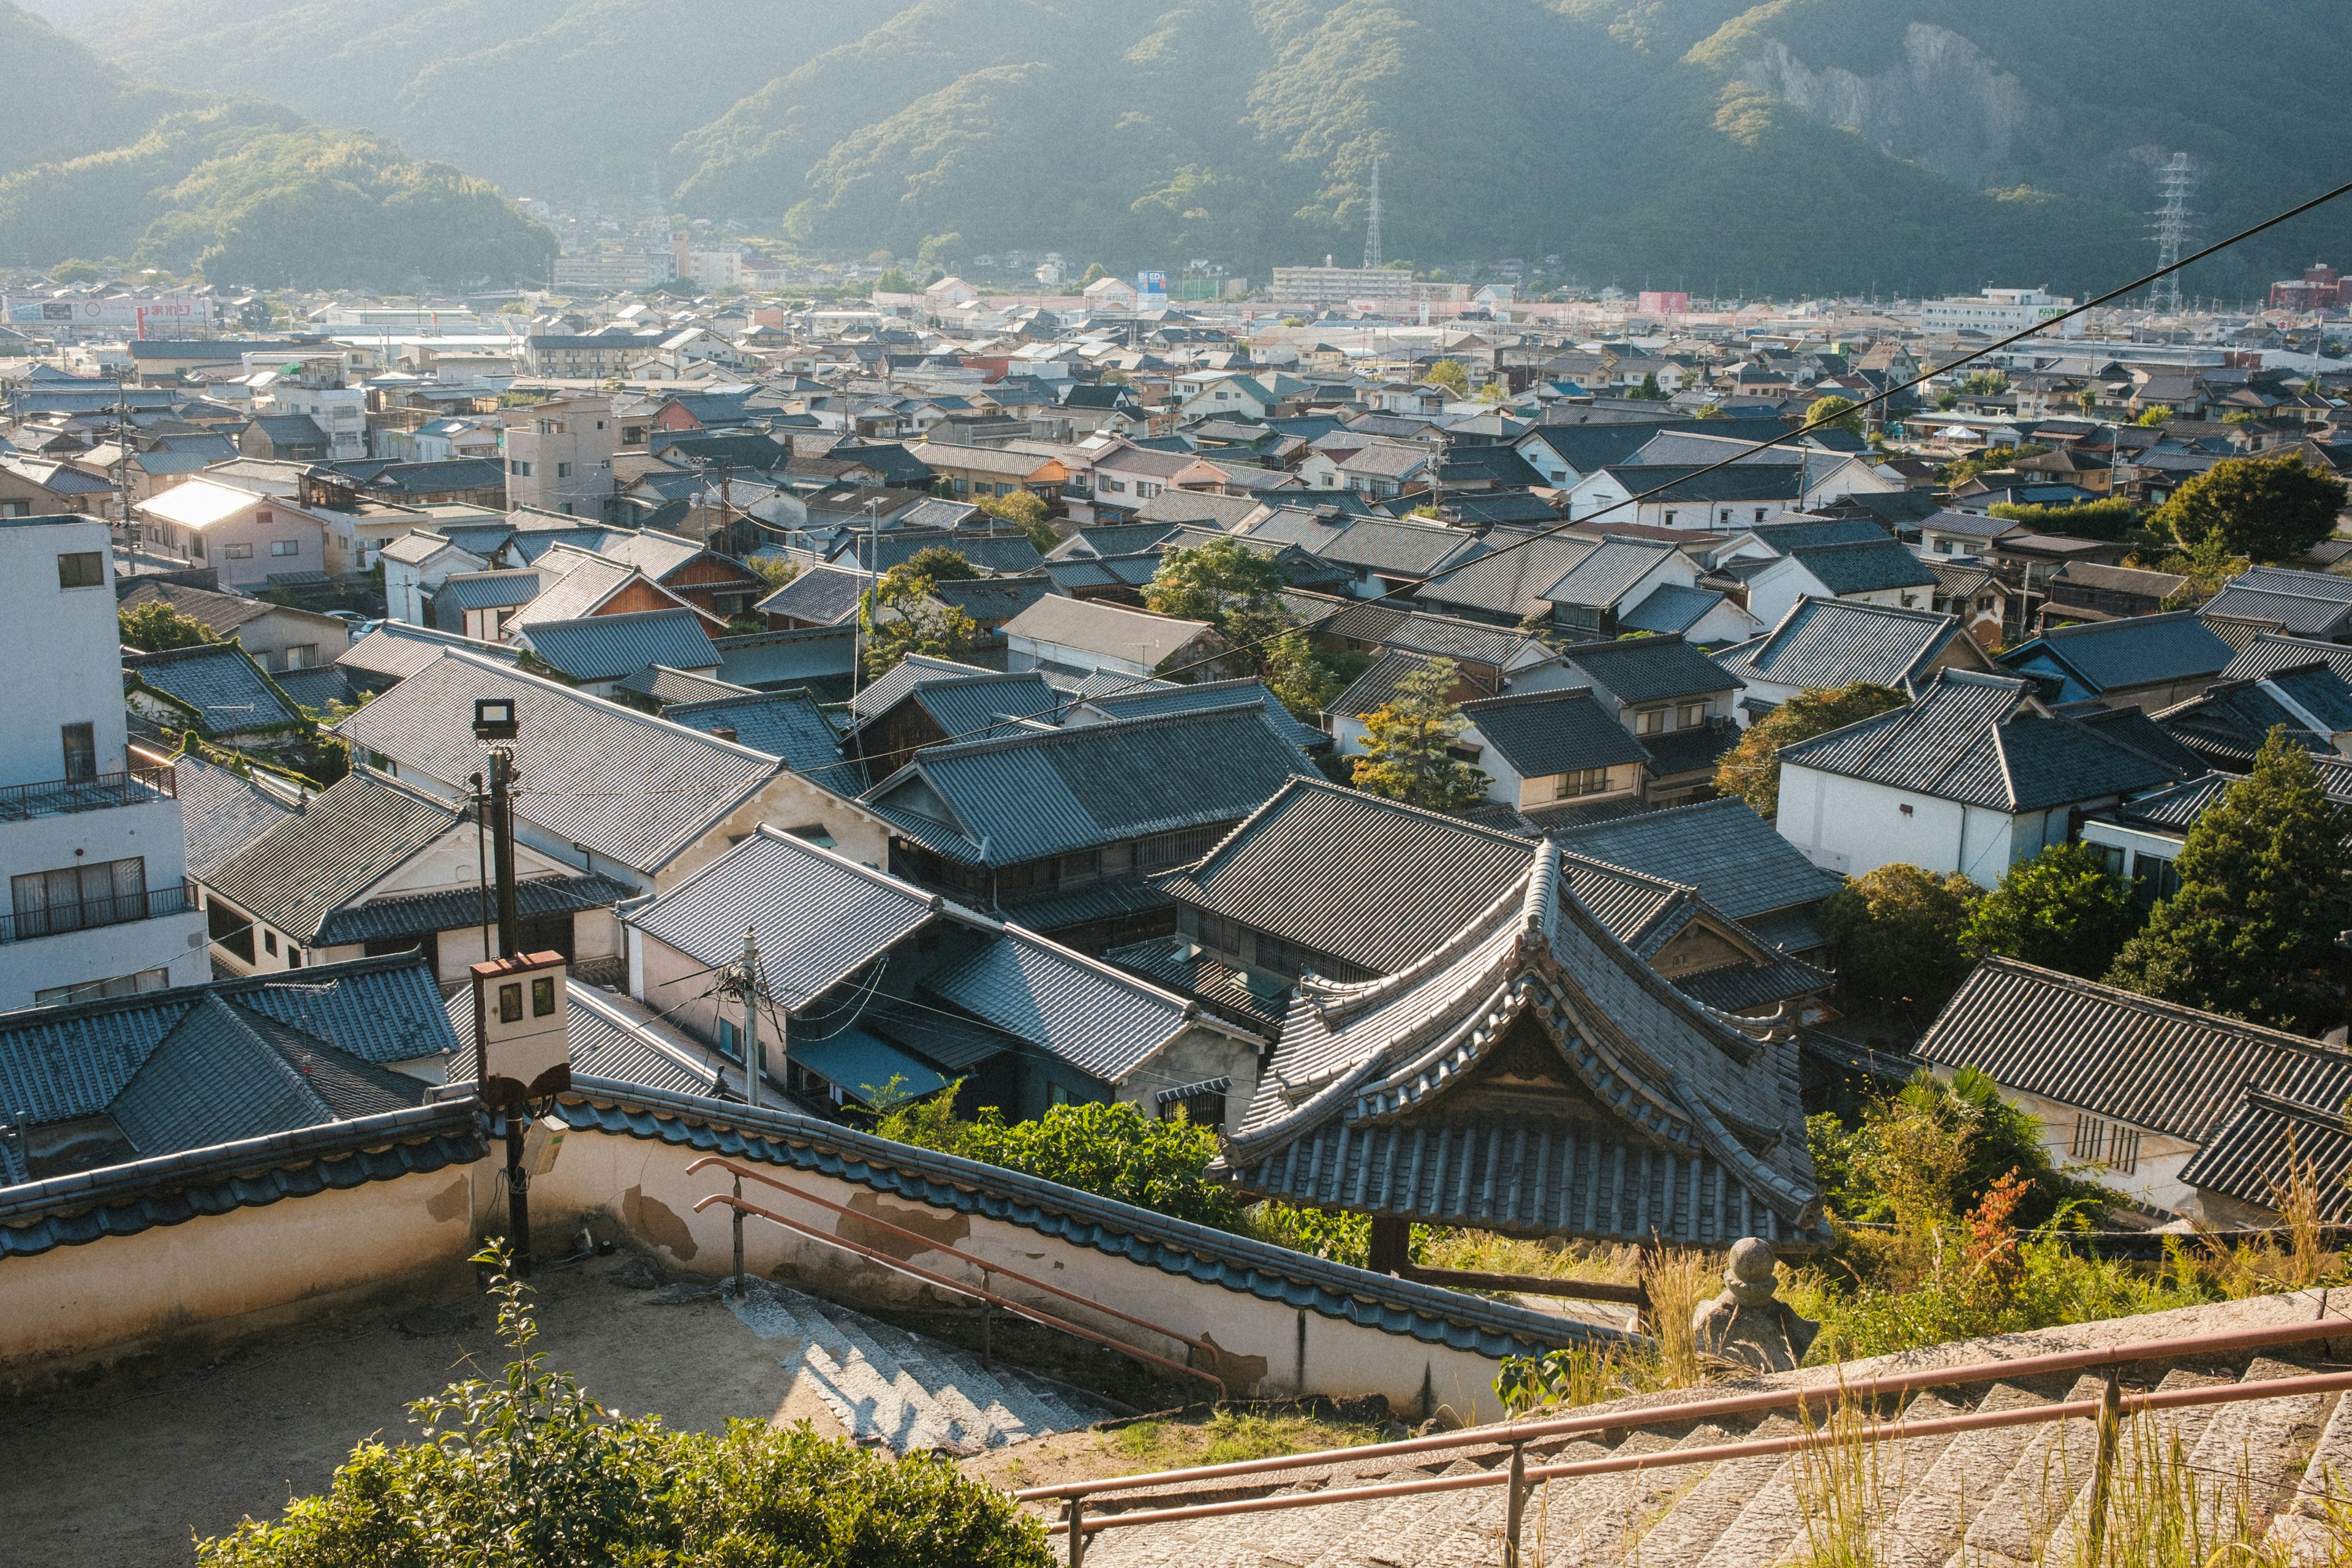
left=723, top=1278, right=1117, bottom=1455
left=1070, top=1293, right=2352, bottom=1568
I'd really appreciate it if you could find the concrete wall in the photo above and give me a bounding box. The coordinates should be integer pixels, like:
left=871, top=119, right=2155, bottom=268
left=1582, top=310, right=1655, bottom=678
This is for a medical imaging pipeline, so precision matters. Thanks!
left=533, top=1121, right=1529, bottom=1424
left=1776, top=764, right=2054, bottom=884
left=0, top=513, right=125, bottom=786
left=0, top=793, right=207, bottom=1008
left=0, top=1164, right=479, bottom=1392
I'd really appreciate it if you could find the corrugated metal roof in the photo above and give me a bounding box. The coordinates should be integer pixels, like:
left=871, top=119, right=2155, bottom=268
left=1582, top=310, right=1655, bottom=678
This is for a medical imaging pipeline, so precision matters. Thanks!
left=1917, top=957, right=2352, bottom=1141
left=1715, top=597, right=1964, bottom=693
left=333, top=652, right=779, bottom=873
left=518, top=609, right=721, bottom=684
left=1461, top=688, right=1651, bottom=777
left=200, top=771, right=459, bottom=943
left=1157, top=779, right=1536, bottom=976
left=861, top=706, right=1317, bottom=867
left=0, top=954, right=456, bottom=1128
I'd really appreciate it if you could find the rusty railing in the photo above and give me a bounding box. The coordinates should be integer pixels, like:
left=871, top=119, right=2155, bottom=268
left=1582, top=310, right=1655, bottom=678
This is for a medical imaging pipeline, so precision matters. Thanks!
left=1019, top=1304, right=2352, bottom=1565
left=687, top=1155, right=1227, bottom=1402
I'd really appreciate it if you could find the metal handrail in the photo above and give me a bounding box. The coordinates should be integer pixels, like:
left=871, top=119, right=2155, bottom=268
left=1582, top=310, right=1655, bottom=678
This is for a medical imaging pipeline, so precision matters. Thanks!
left=690, top=1160, right=1227, bottom=1401
left=0, top=880, right=195, bottom=944
left=1042, top=1365, right=2352, bottom=1544
left=0, top=764, right=176, bottom=821
left=1017, top=1304, right=2352, bottom=1506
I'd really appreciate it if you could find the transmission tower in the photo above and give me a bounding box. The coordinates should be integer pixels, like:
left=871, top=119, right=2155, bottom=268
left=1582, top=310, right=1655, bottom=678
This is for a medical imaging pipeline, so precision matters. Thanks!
left=2150, top=153, right=2195, bottom=314
left=1362, top=156, right=1383, bottom=271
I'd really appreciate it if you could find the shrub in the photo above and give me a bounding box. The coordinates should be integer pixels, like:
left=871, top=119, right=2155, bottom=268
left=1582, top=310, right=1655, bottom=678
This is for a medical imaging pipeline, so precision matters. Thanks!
left=1815, top=863, right=1980, bottom=1024
left=1714, top=683, right=1906, bottom=819
left=196, top=1247, right=1049, bottom=1567
left=1962, top=842, right=2142, bottom=980
left=119, top=599, right=216, bottom=651
left=956, top=1101, right=1245, bottom=1232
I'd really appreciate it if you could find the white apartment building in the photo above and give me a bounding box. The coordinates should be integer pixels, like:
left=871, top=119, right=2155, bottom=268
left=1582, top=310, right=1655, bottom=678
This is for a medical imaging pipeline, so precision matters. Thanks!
left=500, top=394, right=616, bottom=518
left=0, top=515, right=207, bottom=1009
left=1920, top=287, right=2082, bottom=337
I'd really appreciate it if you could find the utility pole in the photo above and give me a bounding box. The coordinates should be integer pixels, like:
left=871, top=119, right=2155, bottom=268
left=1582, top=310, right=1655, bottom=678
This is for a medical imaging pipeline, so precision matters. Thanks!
left=1362, top=156, right=1384, bottom=273
left=470, top=697, right=533, bottom=1271
left=739, top=925, right=763, bottom=1110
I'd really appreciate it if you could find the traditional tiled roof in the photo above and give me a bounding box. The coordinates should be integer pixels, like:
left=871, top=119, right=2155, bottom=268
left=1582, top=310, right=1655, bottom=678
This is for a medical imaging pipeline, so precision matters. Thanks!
left=2000, top=611, right=2235, bottom=696
left=1460, top=688, right=1650, bottom=778
left=516, top=609, right=721, bottom=684
left=1917, top=957, right=2352, bottom=1142
left=613, top=665, right=753, bottom=707
left=435, top=568, right=543, bottom=612
left=330, top=652, right=779, bottom=874
left=2223, top=633, right=2352, bottom=685
left=1781, top=539, right=1939, bottom=596
left=845, top=652, right=993, bottom=722
left=2154, top=682, right=2329, bottom=763
left=198, top=771, right=459, bottom=944
left=172, top=754, right=300, bottom=882
left=1219, top=842, right=1821, bottom=1245
left=2201, top=567, right=2352, bottom=639
left=1713, top=597, right=1970, bottom=693
left=508, top=548, right=642, bottom=627
left=1000, top=596, right=1215, bottom=669
left=124, top=643, right=300, bottom=733
left=1780, top=669, right=2196, bottom=812
left=0, top=953, right=457, bottom=1129
left=335, top=622, right=519, bottom=683
left=314, top=873, right=624, bottom=948
left=1616, top=582, right=1728, bottom=636
left=1559, top=633, right=1736, bottom=704
left=2177, top=1093, right=2352, bottom=1223
left=660, top=688, right=850, bottom=781
left=1549, top=797, right=1841, bottom=925
left=1079, top=676, right=1325, bottom=750
left=1157, top=780, right=1537, bottom=976
left=862, top=706, right=1317, bottom=867
left=924, top=925, right=1207, bottom=1084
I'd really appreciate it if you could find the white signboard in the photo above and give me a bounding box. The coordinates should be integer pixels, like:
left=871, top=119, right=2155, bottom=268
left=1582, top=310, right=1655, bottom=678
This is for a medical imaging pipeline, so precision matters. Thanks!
left=2, top=296, right=215, bottom=335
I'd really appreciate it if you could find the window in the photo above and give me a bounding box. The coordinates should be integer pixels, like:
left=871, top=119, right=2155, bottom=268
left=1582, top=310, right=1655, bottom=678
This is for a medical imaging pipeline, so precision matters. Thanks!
left=556, top=462, right=573, bottom=479
left=1662, top=510, right=1678, bottom=526
left=1161, top=1087, right=1227, bottom=1128
left=2090, top=842, right=2128, bottom=878
left=264, top=930, right=279, bottom=957
left=2132, top=853, right=2180, bottom=907
left=255, top=510, right=273, bottom=526
left=1719, top=509, right=1732, bottom=524
left=1676, top=701, right=1708, bottom=729
left=1934, top=537, right=1954, bottom=554
left=1555, top=767, right=1611, bottom=800
left=36, top=968, right=168, bottom=1008
left=10, top=858, right=144, bottom=939
left=56, top=551, right=103, bottom=589
left=281, top=644, right=315, bottom=670
left=2070, top=1113, right=2141, bottom=1175
left=509, top=459, right=534, bottom=477
left=532, top=976, right=557, bottom=1017
left=1754, top=508, right=1769, bottom=523
left=1635, top=707, right=1667, bottom=736
left=716, top=1016, right=742, bottom=1061
left=498, top=982, right=522, bottom=1023
left=1048, top=1083, right=1071, bottom=1107
left=60, top=723, right=96, bottom=782
left=271, top=539, right=300, bottom=557
left=223, top=543, right=254, bottom=559
left=0, top=501, right=28, bottom=518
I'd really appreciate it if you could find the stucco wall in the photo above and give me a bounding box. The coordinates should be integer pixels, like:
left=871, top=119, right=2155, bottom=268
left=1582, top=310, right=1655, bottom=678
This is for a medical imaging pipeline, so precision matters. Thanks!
left=0, top=1165, right=479, bottom=1391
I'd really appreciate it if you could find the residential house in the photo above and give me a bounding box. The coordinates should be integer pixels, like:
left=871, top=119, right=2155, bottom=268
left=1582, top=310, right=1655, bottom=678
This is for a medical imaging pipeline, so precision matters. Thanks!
left=1553, top=634, right=1744, bottom=804
left=116, top=581, right=352, bottom=674
left=1917, top=511, right=2030, bottom=560
left=1926, top=560, right=2011, bottom=649
left=194, top=771, right=626, bottom=993
left=1562, top=464, right=1806, bottom=530
left=859, top=705, right=1319, bottom=952
left=123, top=642, right=303, bottom=737
left=844, top=667, right=1065, bottom=781
left=1455, top=688, right=1652, bottom=825
left=2199, top=567, right=2352, bottom=643
left=905, top=442, right=1070, bottom=508
left=2041, top=562, right=2188, bottom=629
left=500, top=395, right=616, bottom=519
left=623, top=827, right=1264, bottom=1121
left=1551, top=797, right=1843, bottom=959
left=1916, top=957, right=2352, bottom=1219
left=1740, top=539, right=1940, bottom=630
left=1713, top=598, right=1997, bottom=723
left=133, top=478, right=330, bottom=590
left=1000, top=595, right=1226, bottom=681
left=1242, top=506, right=1485, bottom=598
left=0, top=454, right=118, bottom=518
left=507, top=609, right=723, bottom=696
left=333, top=622, right=519, bottom=696
left=331, top=651, right=890, bottom=894
left=239, top=414, right=330, bottom=462
left=2153, top=662, right=2352, bottom=769
left=379, top=529, right=493, bottom=627
left=0, top=514, right=208, bottom=1009
left=1415, top=535, right=1694, bottom=638
left=1997, top=612, right=2237, bottom=712
left=1774, top=669, right=2202, bottom=880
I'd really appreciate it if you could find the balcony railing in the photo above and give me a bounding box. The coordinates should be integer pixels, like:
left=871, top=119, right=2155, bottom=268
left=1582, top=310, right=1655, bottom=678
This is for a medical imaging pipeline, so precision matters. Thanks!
left=0, top=880, right=195, bottom=944
left=0, top=766, right=177, bottom=823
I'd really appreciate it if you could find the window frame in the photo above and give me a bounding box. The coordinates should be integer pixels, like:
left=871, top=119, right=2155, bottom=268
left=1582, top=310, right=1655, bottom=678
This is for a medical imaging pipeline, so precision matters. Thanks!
left=56, top=551, right=104, bottom=589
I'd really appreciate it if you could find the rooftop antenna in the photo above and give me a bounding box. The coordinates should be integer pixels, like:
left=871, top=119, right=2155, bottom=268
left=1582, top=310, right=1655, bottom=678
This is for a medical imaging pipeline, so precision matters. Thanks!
left=1362, top=156, right=1383, bottom=273
left=2151, top=153, right=2195, bottom=315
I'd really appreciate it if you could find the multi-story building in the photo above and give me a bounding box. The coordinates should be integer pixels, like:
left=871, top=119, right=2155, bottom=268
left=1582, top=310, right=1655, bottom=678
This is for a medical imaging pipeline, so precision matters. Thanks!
left=501, top=394, right=617, bottom=518
left=0, top=514, right=207, bottom=1009
left=1919, top=286, right=2081, bottom=337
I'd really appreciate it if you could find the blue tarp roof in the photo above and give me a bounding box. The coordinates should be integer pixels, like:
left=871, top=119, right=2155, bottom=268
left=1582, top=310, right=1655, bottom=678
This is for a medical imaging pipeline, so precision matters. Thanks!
left=790, top=1028, right=948, bottom=1102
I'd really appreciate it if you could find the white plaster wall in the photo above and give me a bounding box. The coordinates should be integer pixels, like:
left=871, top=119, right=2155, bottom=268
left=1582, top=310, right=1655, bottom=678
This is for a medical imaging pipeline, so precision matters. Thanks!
left=0, top=514, right=127, bottom=785
left=1776, top=764, right=2039, bottom=884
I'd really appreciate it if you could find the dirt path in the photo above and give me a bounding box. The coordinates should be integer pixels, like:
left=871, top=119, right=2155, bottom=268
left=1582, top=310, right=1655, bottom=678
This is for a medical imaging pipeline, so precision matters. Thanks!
left=0, top=1253, right=840, bottom=1568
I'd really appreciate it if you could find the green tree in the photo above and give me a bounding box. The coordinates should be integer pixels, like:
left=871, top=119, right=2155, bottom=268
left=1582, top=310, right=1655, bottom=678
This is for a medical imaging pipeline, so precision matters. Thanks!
left=119, top=599, right=217, bottom=651
left=959, top=1101, right=1242, bottom=1231
left=2139, top=529, right=2250, bottom=603
left=1714, top=682, right=1908, bottom=818
left=1960, top=371, right=2008, bottom=396
left=1806, top=394, right=1864, bottom=437
left=2105, top=730, right=2352, bottom=1031
left=2076, top=388, right=2098, bottom=415
left=1351, top=657, right=1488, bottom=810
left=747, top=554, right=800, bottom=591
left=49, top=257, right=102, bottom=283
left=859, top=566, right=978, bottom=678
left=1988, top=496, right=2138, bottom=543
left=1262, top=628, right=1344, bottom=719
left=901, top=544, right=980, bottom=582
left=2150, top=453, right=2348, bottom=564
left=197, top=1246, right=1048, bottom=1566
left=1080, top=262, right=1109, bottom=286
left=1144, top=537, right=1288, bottom=625
left=973, top=488, right=1058, bottom=552
left=1939, top=443, right=2050, bottom=489
left=1628, top=372, right=1667, bottom=401
left=1961, top=842, right=2141, bottom=980
left=2136, top=404, right=2174, bottom=426
left=1425, top=358, right=1471, bottom=397
left=1694, top=401, right=1726, bottom=420
left=872, top=266, right=913, bottom=294
left=1817, top=864, right=1982, bottom=1025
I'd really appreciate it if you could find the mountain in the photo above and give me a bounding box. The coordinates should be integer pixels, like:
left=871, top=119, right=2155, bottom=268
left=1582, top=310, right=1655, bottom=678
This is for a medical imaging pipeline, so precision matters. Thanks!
left=34, top=0, right=2352, bottom=298
left=0, top=4, right=554, bottom=288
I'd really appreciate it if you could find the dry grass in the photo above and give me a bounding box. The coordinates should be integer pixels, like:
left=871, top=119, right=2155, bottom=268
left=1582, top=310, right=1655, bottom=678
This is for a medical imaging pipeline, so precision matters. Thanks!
left=1098, top=1409, right=1383, bottom=1472
left=1495, top=1246, right=1726, bottom=1414
left=1415, top=1231, right=1648, bottom=1285
left=1789, top=1389, right=1890, bottom=1568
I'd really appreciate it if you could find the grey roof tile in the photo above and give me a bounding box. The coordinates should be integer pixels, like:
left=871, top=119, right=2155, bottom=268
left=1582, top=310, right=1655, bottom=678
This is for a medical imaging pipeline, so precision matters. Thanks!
left=2221, top=633, right=2352, bottom=685
left=2177, top=1092, right=2352, bottom=1221
left=1560, top=633, right=1738, bottom=705
left=1080, top=676, right=1325, bottom=749
left=124, top=644, right=300, bottom=733
left=516, top=609, right=722, bottom=684
left=1460, top=688, right=1651, bottom=777
left=1617, top=582, right=1727, bottom=636
left=2002, top=611, right=2235, bottom=694
left=173, top=755, right=300, bottom=882
left=661, top=689, right=850, bottom=780
left=1549, top=797, right=1841, bottom=921
left=1714, top=597, right=1967, bottom=692
left=199, top=771, right=458, bottom=944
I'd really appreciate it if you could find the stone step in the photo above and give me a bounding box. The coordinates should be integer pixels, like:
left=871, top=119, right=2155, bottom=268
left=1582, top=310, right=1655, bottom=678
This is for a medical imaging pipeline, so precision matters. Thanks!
left=2266, top=1387, right=2352, bottom=1564
left=2032, top=1366, right=2233, bottom=1568
left=1747, top=1390, right=1966, bottom=1568
left=1627, top=1412, right=1804, bottom=1568
left=2187, top=1355, right=2335, bottom=1538
left=1950, top=1373, right=2113, bottom=1568
left=1882, top=1382, right=2056, bottom=1568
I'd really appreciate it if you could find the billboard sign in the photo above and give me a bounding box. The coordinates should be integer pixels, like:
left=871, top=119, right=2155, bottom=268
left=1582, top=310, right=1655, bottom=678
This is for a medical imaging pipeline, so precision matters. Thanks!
left=1136, top=270, right=1169, bottom=306
left=2, top=295, right=214, bottom=336
left=1635, top=290, right=1690, bottom=317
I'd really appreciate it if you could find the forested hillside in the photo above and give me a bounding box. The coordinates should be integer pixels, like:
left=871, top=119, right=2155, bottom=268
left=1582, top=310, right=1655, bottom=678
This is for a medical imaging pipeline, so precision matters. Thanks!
left=17, top=0, right=2351, bottom=296
left=0, top=4, right=554, bottom=288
